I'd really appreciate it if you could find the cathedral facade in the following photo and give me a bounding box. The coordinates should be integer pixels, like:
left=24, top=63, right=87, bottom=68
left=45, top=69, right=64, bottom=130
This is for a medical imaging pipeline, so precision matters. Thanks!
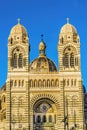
left=0, top=20, right=85, bottom=130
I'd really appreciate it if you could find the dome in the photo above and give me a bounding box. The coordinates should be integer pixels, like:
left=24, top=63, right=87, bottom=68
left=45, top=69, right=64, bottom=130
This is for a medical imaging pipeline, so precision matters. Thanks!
left=29, top=56, right=57, bottom=72
left=39, top=41, right=46, bottom=51
left=60, top=23, right=77, bottom=34
left=10, top=20, right=28, bottom=35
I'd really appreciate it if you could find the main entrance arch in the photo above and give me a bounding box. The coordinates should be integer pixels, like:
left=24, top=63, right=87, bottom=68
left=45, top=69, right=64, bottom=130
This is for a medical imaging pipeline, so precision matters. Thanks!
left=33, top=98, right=57, bottom=130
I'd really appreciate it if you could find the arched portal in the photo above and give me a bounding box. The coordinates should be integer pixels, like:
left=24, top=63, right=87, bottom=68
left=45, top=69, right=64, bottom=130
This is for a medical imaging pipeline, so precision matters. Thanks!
left=33, top=98, right=57, bottom=130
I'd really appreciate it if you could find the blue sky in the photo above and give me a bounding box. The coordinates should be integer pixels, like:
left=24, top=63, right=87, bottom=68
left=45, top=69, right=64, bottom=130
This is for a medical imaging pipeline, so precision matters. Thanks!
left=0, top=0, right=87, bottom=90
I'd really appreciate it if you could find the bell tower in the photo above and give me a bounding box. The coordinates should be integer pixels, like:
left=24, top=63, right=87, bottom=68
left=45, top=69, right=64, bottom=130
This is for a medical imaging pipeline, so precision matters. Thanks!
left=6, top=20, right=30, bottom=130
left=58, top=19, right=80, bottom=72
left=8, top=19, right=29, bottom=72
left=58, top=19, right=85, bottom=130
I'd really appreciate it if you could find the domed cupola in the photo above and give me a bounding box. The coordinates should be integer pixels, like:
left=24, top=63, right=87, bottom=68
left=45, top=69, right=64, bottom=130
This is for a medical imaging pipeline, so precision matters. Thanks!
left=29, top=40, right=57, bottom=72
left=8, top=19, right=28, bottom=44
left=59, top=18, right=80, bottom=44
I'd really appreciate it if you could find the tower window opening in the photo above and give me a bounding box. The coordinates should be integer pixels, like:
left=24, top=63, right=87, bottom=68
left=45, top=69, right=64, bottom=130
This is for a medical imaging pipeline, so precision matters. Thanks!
left=18, top=53, right=23, bottom=68
left=13, top=53, right=17, bottom=68
left=70, top=53, right=74, bottom=67
left=63, top=53, right=69, bottom=68
left=71, top=79, right=73, bottom=86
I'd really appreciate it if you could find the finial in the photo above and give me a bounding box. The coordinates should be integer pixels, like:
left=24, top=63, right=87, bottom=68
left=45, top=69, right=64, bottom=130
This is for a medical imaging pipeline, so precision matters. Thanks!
left=17, top=18, right=21, bottom=24
left=41, top=34, right=44, bottom=41
left=66, top=18, right=70, bottom=23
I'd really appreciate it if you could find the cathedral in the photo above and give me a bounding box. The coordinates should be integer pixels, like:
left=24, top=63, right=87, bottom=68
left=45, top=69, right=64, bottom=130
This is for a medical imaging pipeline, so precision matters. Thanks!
left=0, top=19, right=85, bottom=130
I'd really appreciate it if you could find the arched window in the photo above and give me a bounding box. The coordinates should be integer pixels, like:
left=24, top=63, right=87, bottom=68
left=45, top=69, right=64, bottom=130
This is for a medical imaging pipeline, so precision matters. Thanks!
left=55, top=79, right=59, bottom=87
left=63, top=53, right=69, bottom=68
left=43, top=80, right=46, bottom=87
left=11, top=47, right=26, bottom=69
left=38, top=80, right=42, bottom=87
left=13, top=53, right=17, bottom=68
left=49, top=115, right=52, bottom=122
left=51, top=79, right=54, bottom=86
left=47, top=80, right=50, bottom=87
left=37, top=115, right=41, bottom=123
left=70, top=53, right=74, bottom=67
left=14, top=80, right=17, bottom=86
left=22, top=80, right=24, bottom=87
left=30, top=80, right=33, bottom=87
left=19, top=80, right=21, bottom=86
left=34, top=80, right=37, bottom=87
left=18, top=53, right=23, bottom=68
left=43, top=115, right=46, bottom=123
left=74, top=79, right=76, bottom=86
left=63, top=46, right=77, bottom=69
left=67, top=79, right=69, bottom=86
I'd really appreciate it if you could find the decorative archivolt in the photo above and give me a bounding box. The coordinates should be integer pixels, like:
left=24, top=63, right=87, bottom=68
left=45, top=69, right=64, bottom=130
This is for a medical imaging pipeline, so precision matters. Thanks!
left=63, top=45, right=77, bottom=55
left=30, top=93, right=60, bottom=110
left=10, top=46, right=26, bottom=56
